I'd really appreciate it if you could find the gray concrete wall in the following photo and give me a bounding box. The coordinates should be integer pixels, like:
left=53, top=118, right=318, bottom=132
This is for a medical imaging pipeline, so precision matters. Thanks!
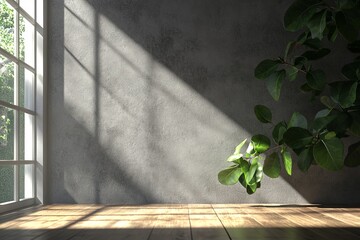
left=47, top=0, right=360, bottom=204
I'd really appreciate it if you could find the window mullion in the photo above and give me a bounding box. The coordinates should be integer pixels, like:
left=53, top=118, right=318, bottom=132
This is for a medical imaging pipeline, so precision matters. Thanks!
left=13, top=0, right=20, bottom=203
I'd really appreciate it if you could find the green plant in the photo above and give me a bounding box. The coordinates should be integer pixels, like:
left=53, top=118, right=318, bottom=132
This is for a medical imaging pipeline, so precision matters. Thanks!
left=218, top=0, right=360, bottom=194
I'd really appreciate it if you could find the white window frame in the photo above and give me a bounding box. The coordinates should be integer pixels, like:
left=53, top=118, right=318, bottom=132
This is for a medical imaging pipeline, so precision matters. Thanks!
left=0, top=0, right=46, bottom=214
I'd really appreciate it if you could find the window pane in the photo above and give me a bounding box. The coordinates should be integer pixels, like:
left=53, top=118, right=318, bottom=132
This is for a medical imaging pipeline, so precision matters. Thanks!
left=19, top=164, right=33, bottom=199
left=19, top=111, right=34, bottom=160
left=19, top=15, right=34, bottom=67
left=0, top=0, right=15, bottom=55
left=0, top=165, right=14, bottom=204
left=19, top=65, right=34, bottom=110
left=20, top=0, right=35, bottom=19
left=0, top=107, right=14, bottom=160
left=0, top=55, right=15, bottom=104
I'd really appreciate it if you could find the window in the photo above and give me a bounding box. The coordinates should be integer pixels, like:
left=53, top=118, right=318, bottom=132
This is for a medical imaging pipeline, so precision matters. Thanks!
left=0, top=0, right=45, bottom=213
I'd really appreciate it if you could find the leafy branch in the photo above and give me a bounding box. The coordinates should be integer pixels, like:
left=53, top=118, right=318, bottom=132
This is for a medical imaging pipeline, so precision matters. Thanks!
left=218, top=0, right=360, bottom=194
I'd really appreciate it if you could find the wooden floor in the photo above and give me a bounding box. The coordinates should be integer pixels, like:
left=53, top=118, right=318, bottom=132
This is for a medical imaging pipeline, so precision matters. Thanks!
left=0, top=204, right=360, bottom=240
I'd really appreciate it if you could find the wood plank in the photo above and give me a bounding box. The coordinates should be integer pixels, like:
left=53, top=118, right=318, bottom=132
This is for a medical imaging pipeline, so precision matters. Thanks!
left=148, top=205, right=191, bottom=240
left=189, top=205, right=230, bottom=240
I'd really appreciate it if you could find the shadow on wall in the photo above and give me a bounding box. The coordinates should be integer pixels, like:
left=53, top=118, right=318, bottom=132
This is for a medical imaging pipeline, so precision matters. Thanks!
left=48, top=0, right=360, bottom=204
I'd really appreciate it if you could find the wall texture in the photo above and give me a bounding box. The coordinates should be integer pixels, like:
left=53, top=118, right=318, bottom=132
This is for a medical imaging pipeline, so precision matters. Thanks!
left=48, top=0, right=360, bottom=204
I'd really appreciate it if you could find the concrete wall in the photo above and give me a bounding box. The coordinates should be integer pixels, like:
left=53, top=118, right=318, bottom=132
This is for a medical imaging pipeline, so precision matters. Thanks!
left=48, top=0, right=360, bottom=204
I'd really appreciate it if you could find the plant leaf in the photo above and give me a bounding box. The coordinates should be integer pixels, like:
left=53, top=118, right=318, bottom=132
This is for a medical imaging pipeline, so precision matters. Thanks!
left=330, top=81, right=358, bottom=108
left=302, top=48, right=331, bottom=60
left=288, top=112, right=308, bottom=129
left=266, top=70, right=286, bottom=101
left=264, top=152, right=281, bottom=178
left=307, top=10, right=327, bottom=39
left=283, top=127, right=313, bottom=149
left=298, top=147, right=314, bottom=172
left=245, top=159, right=258, bottom=184
left=285, top=41, right=297, bottom=59
left=218, top=166, right=243, bottom=185
left=335, top=11, right=358, bottom=42
left=255, top=162, right=263, bottom=183
left=349, top=111, right=360, bottom=136
left=272, top=121, right=287, bottom=144
left=286, top=66, right=299, bottom=81
left=341, top=61, right=360, bottom=81
left=311, top=115, right=336, bottom=131
left=327, top=111, right=352, bottom=137
left=313, top=138, right=344, bottom=171
left=234, top=139, right=247, bottom=155
left=227, top=154, right=243, bottom=162
left=306, top=70, right=326, bottom=91
left=284, top=0, right=322, bottom=31
left=251, top=134, right=271, bottom=153
left=344, top=141, right=360, bottom=167
left=282, top=149, right=292, bottom=175
left=254, top=59, right=279, bottom=80
left=254, top=105, right=272, bottom=123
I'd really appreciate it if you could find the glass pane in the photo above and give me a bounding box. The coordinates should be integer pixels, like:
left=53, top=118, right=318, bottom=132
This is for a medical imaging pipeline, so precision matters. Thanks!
left=0, top=55, right=15, bottom=104
left=19, top=164, right=33, bottom=199
left=19, top=15, right=34, bottom=67
left=0, top=0, right=15, bottom=55
left=19, top=65, right=34, bottom=110
left=0, top=165, right=14, bottom=204
left=0, top=107, right=14, bottom=160
left=19, top=112, right=34, bottom=160
left=20, top=0, right=35, bottom=19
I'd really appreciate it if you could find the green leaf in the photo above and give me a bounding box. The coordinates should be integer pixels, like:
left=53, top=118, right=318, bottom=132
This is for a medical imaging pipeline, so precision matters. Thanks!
left=320, top=96, right=337, bottom=109
left=349, top=111, right=360, bottom=136
left=227, top=154, right=243, bottom=163
left=254, top=105, right=272, bottom=123
left=281, top=149, right=292, bottom=175
left=240, top=158, right=250, bottom=173
left=288, top=112, right=308, bottom=129
left=307, top=10, right=327, bottom=39
left=255, top=162, right=263, bottom=183
left=234, top=139, right=247, bottom=155
left=306, top=70, right=326, bottom=91
left=324, top=131, right=336, bottom=140
left=327, top=111, right=352, bottom=136
left=286, top=66, right=299, bottom=82
left=302, top=48, right=331, bottom=60
left=245, top=160, right=258, bottom=184
left=327, top=25, right=339, bottom=42
left=348, top=40, right=360, bottom=53
left=266, top=70, right=286, bottom=101
left=246, top=182, right=257, bottom=195
left=335, top=11, right=358, bottom=42
left=285, top=41, right=297, bottom=59
left=344, top=141, right=360, bottom=167
left=298, top=147, right=314, bottom=172
left=283, top=127, right=313, bottom=149
left=239, top=174, right=247, bottom=188
left=341, top=61, right=360, bottom=81
left=254, top=59, right=279, bottom=80
left=311, top=115, right=336, bottom=131
left=264, top=152, right=281, bottom=178
left=272, top=121, right=287, bottom=144
left=251, top=134, right=271, bottom=153
left=300, top=83, right=314, bottom=93
left=313, top=138, right=344, bottom=171
left=284, top=0, right=322, bottom=32
left=218, top=166, right=243, bottom=185
left=330, top=81, right=358, bottom=108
